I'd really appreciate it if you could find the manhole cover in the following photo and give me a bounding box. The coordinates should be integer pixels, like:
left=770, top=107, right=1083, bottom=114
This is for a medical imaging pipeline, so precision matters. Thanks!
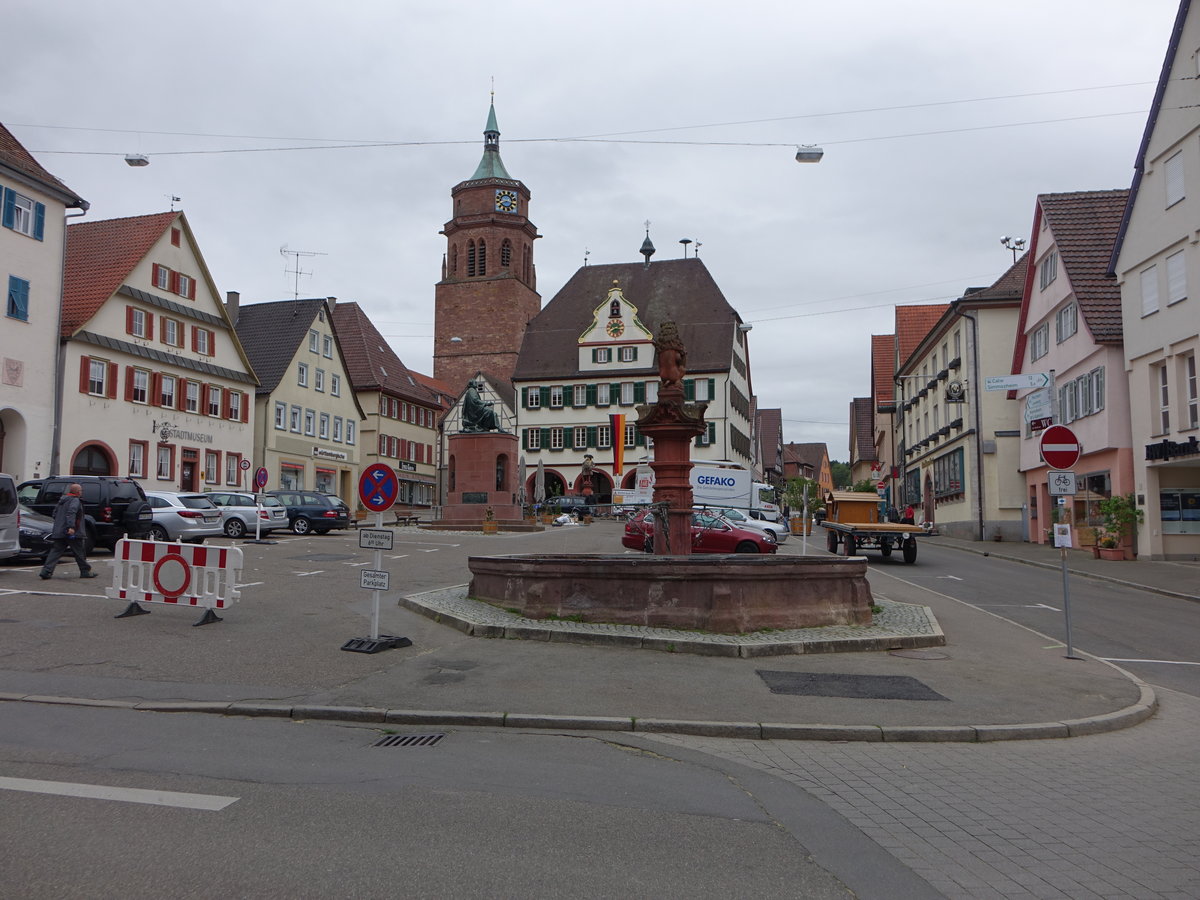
left=287, top=554, right=356, bottom=562
left=373, top=733, right=446, bottom=748
left=757, top=670, right=949, bottom=701
left=888, top=649, right=951, bottom=660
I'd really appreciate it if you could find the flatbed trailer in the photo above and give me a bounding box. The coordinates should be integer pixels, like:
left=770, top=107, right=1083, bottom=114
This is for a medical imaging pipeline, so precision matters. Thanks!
left=818, top=491, right=925, bottom=563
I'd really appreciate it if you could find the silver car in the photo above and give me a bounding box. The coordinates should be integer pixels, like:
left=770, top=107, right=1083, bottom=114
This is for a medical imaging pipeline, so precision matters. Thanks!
left=699, top=506, right=788, bottom=543
left=204, top=491, right=288, bottom=538
left=143, top=491, right=225, bottom=543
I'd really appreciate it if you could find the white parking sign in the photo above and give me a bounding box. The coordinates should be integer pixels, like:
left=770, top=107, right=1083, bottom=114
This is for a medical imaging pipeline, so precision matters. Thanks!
left=360, top=570, right=389, bottom=591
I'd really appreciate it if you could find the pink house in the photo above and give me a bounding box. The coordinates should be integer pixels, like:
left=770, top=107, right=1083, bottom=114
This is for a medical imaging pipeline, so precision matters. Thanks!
left=1012, top=191, right=1135, bottom=549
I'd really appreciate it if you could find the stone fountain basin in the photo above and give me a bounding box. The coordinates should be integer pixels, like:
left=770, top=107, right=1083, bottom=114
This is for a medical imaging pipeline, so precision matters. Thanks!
left=468, top=553, right=874, bottom=635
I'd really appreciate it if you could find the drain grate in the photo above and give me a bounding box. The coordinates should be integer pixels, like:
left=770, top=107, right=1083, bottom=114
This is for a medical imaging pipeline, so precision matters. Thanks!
left=373, top=733, right=446, bottom=748
left=757, top=670, right=949, bottom=701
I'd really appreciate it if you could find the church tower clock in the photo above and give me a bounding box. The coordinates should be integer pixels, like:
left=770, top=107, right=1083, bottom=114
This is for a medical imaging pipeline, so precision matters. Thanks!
left=433, top=101, right=541, bottom=391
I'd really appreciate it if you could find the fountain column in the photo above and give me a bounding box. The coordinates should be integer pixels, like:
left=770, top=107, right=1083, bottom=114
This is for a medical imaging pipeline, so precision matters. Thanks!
left=636, top=321, right=706, bottom=555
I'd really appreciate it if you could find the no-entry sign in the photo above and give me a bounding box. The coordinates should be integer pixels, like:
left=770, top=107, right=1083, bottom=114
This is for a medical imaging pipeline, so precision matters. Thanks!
left=1040, top=425, right=1081, bottom=470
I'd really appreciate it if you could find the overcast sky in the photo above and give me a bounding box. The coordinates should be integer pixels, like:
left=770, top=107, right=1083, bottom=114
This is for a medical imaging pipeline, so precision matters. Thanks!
left=5, top=0, right=1181, bottom=460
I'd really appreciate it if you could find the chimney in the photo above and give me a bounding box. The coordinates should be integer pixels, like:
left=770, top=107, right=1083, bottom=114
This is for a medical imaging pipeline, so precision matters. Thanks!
left=326, top=296, right=337, bottom=312
left=225, top=290, right=240, bottom=325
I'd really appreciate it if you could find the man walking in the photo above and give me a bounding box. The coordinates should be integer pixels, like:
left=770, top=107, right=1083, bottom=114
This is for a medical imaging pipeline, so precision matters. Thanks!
left=38, top=484, right=97, bottom=580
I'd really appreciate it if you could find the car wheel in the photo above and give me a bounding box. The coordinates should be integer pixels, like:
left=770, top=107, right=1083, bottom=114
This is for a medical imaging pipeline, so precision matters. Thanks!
left=735, top=541, right=760, bottom=553
left=146, top=524, right=168, bottom=542
left=292, top=517, right=312, bottom=535
left=224, top=518, right=247, bottom=538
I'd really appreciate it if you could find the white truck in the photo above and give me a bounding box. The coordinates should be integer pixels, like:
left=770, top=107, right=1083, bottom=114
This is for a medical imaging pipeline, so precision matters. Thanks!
left=616, top=464, right=779, bottom=521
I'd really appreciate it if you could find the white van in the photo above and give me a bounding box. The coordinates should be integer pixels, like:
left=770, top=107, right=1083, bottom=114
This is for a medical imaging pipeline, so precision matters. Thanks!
left=0, top=474, right=19, bottom=560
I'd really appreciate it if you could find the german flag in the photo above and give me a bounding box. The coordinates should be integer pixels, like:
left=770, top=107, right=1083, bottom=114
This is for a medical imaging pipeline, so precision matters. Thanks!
left=610, top=413, right=625, bottom=475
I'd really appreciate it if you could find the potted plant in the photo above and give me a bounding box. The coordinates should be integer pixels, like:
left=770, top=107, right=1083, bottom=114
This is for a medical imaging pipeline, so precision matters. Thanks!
left=1095, top=493, right=1142, bottom=560
left=482, top=506, right=498, bottom=535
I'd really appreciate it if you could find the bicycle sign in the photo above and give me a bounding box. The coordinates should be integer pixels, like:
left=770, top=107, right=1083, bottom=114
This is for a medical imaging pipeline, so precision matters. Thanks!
left=1048, top=470, right=1077, bottom=496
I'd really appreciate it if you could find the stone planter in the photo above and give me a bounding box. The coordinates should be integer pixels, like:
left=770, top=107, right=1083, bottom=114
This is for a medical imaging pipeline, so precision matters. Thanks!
left=1097, top=546, right=1124, bottom=560
left=481, top=521, right=498, bottom=535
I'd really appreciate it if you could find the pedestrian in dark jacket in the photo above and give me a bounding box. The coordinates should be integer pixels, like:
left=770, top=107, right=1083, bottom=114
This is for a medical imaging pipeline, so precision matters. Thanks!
left=38, top=484, right=97, bottom=579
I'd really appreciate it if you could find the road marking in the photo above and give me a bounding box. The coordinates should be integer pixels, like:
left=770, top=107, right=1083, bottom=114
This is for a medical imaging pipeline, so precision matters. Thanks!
left=419, top=549, right=439, bottom=553
left=388, top=554, right=409, bottom=560
left=1101, top=658, right=1200, bottom=666
left=0, top=776, right=238, bottom=811
left=1028, top=603, right=1061, bottom=611
left=237, top=581, right=264, bottom=588
left=345, top=561, right=371, bottom=567
left=295, top=570, right=324, bottom=577
left=937, top=575, right=963, bottom=581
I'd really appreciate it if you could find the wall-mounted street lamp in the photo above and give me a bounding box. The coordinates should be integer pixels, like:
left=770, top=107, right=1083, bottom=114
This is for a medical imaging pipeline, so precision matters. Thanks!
left=795, top=145, right=824, bottom=163
left=124, top=154, right=149, bottom=167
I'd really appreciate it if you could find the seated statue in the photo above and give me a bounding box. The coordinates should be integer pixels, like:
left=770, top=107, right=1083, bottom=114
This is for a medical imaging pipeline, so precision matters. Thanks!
left=462, top=379, right=500, bottom=432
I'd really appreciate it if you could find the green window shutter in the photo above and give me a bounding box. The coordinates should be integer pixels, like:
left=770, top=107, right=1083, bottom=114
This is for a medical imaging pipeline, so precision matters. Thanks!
left=541, top=428, right=551, bottom=449
left=630, top=347, right=638, bottom=361
left=611, top=383, right=620, bottom=401
left=586, top=426, right=597, bottom=448
left=522, top=387, right=529, bottom=409
left=635, top=426, right=645, bottom=446
left=634, top=381, right=645, bottom=403
left=586, top=384, right=597, bottom=405
left=708, top=378, right=716, bottom=399
left=591, top=348, right=599, bottom=363
left=709, top=422, right=717, bottom=443
left=540, top=386, right=551, bottom=408
left=684, top=379, right=695, bottom=401
left=523, top=429, right=530, bottom=450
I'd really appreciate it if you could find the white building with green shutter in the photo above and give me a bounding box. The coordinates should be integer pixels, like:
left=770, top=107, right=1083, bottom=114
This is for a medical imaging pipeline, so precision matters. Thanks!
left=511, top=258, right=755, bottom=502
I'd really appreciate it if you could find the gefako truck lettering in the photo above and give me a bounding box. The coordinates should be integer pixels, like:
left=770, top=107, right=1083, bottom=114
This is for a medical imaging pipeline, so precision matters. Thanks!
left=696, top=475, right=736, bottom=486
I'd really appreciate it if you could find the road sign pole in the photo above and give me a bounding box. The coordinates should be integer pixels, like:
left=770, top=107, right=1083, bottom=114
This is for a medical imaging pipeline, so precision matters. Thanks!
left=1060, top=547, right=1080, bottom=660
left=371, top=510, right=383, bottom=640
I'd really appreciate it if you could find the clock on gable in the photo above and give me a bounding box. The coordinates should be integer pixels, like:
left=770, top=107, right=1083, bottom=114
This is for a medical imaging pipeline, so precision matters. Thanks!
left=495, top=189, right=518, bottom=214
left=606, top=319, right=625, bottom=338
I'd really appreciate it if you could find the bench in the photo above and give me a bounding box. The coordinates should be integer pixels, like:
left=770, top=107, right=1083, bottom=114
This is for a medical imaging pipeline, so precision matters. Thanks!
left=353, top=510, right=420, bottom=528
left=392, top=513, right=421, bottom=527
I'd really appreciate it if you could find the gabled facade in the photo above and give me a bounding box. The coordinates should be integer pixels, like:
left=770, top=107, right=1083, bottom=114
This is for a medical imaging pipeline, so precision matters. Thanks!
left=848, top=397, right=877, bottom=485
left=511, top=259, right=756, bottom=502
left=1013, top=192, right=1132, bottom=548
left=783, top=442, right=833, bottom=497
left=233, top=297, right=364, bottom=500
left=1109, top=0, right=1200, bottom=560
left=332, top=301, right=442, bottom=510
left=60, top=212, right=257, bottom=490
left=756, top=408, right=784, bottom=488
left=896, top=258, right=1027, bottom=540
left=871, top=333, right=897, bottom=500
left=0, top=123, right=87, bottom=480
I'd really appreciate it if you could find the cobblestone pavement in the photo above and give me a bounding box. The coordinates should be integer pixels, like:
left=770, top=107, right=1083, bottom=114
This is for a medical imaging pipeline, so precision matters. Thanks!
left=642, top=689, right=1200, bottom=899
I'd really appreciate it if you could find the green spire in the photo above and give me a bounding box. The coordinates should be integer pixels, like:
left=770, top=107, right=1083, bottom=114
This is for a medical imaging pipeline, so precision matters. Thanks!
left=469, top=100, right=512, bottom=180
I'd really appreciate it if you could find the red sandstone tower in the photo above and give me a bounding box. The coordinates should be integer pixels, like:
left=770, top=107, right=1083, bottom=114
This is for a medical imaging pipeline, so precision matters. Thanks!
left=433, top=102, right=541, bottom=392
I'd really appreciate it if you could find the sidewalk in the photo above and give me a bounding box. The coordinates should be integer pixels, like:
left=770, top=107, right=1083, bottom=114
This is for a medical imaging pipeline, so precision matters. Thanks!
left=932, top=535, right=1200, bottom=603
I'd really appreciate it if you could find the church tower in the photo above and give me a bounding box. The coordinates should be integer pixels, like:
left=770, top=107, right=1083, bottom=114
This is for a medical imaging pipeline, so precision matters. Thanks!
left=433, top=101, right=541, bottom=391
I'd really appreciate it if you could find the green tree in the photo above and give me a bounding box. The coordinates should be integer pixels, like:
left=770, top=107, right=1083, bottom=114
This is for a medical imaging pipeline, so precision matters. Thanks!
left=829, top=460, right=851, bottom=489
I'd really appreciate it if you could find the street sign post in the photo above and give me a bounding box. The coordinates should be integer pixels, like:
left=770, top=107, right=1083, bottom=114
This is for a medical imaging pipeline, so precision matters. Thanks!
left=985, top=373, right=1050, bottom=391
left=343, top=463, right=410, bottom=655
left=1040, top=425, right=1081, bottom=470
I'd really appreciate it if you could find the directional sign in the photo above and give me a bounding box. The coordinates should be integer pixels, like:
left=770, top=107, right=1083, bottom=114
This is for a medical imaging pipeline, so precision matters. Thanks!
left=360, top=569, right=390, bottom=591
left=358, top=463, right=399, bottom=512
left=1023, top=387, right=1053, bottom=422
left=254, top=466, right=269, bottom=489
left=985, top=372, right=1050, bottom=391
left=1040, top=425, right=1081, bottom=470
left=1029, top=416, right=1053, bottom=432
left=358, top=529, right=394, bottom=551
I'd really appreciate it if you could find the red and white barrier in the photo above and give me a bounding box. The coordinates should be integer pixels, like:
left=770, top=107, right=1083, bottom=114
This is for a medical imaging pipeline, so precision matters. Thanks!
left=107, top=539, right=242, bottom=624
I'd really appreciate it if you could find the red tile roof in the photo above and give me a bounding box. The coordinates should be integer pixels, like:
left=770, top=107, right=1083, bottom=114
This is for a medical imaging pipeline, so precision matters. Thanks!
left=331, top=301, right=439, bottom=405
left=871, top=334, right=895, bottom=407
left=0, top=123, right=85, bottom=205
left=1038, top=190, right=1128, bottom=343
left=851, top=397, right=877, bottom=461
left=895, top=304, right=950, bottom=369
left=63, top=212, right=179, bottom=336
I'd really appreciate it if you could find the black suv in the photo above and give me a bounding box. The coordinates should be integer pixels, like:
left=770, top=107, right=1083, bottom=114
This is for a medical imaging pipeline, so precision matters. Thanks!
left=264, top=490, right=351, bottom=535
left=28, top=476, right=152, bottom=551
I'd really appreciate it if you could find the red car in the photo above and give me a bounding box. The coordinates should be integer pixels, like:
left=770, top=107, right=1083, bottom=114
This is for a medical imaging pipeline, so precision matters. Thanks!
left=621, top=510, right=777, bottom=554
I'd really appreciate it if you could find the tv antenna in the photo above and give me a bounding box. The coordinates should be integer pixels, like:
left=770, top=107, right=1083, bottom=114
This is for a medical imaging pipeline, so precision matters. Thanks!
left=280, top=244, right=326, bottom=299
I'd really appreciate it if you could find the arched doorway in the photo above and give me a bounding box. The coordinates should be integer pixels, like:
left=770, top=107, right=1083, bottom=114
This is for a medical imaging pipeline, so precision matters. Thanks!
left=72, top=444, right=113, bottom=476
left=577, top=469, right=614, bottom=503
left=544, top=470, right=566, bottom=498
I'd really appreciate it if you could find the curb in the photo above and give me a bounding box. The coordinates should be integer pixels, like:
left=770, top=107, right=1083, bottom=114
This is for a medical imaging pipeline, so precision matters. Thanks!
left=0, top=682, right=1157, bottom=743
left=937, top=541, right=1200, bottom=603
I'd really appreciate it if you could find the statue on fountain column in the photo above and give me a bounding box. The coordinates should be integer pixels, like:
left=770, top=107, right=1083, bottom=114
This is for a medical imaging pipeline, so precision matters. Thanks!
left=461, top=379, right=502, bottom=432
left=654, top=320, right=687, bottom=389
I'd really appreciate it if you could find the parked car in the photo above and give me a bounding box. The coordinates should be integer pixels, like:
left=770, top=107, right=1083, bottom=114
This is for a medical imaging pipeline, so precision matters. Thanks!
left=14, top=502, right=97, bottom=561
left=622, top=510, right=778, bottom=554
left=17, top=478, right=43, bottom=505
left=265, top=490, right=351, bottom=534
left=0, top=474, right=19, bottom=561
left=544, top=496, right=590, bottom=515
left=143, top=491, right=225, bottom=543
left=27, top=476, right=152, bottom=552
left=696, top=506, right=788, bottom=543
left=204, top=491, right=289, bottom=538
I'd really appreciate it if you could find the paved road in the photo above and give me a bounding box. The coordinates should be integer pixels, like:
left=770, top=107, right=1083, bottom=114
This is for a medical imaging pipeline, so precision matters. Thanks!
left=864, top=541, right=1200, bottom=698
